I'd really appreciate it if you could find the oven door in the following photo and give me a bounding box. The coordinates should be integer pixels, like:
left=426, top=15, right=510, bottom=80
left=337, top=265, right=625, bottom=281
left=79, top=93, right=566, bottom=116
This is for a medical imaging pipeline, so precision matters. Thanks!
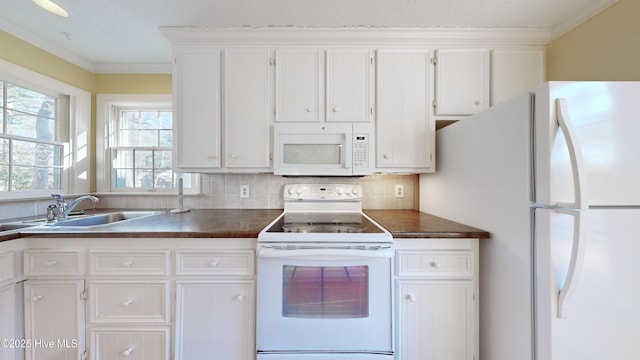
left=257, top=246, right=393, bottom=357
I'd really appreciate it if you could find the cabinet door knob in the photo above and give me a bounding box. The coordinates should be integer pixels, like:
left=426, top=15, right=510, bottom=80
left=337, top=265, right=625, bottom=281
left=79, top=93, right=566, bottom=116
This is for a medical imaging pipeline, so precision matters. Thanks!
left=122, top=261, right=134, bottom=267
left=236, top=294, right=245, bottom=302
left=122, top=347, right=133, bottom=357
left=122, top=299, right=134, bottom=307
left=474, top=100, right=482, bottom=105
left=45, top=260, right=57, bottom=267
left=305, top=107, right=312, bottom=112
left=332, top=107, right=340, bottom=113
left=32, top=294, right=43, bottom=301
left=431, top=261, right=442, bottom=269
left=209, top=260, right=219, bottom=267
left=406, top=294, right=416, bottom=303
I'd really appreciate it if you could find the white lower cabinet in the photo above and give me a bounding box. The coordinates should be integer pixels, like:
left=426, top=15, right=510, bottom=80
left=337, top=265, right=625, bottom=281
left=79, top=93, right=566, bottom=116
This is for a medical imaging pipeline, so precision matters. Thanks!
left=397, top=281, right=473, bottom=360
left=395, top=239, right=479, bottom=360
left=0, top=283, right=17, bottom=360
left=175, top=247, right=256, bottom=360
left=87, top=249, right=171, bottom=360
left=175, top=280, right=255, bottom=360
left=23, top=279, right=85, bottom=360
left=23, top=247, right=85, bottom=360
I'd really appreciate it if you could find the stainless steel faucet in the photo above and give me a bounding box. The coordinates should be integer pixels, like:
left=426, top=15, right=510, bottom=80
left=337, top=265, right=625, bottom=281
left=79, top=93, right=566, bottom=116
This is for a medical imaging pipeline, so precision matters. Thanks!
left=51, top=194, right=99, bottom=221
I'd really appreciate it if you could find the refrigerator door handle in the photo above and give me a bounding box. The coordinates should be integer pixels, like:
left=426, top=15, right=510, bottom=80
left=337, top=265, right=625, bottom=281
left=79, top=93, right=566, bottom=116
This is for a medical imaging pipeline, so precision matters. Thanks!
left=555, top=98, right=589, bottom=210
left=556, top=208, right=585, bottom=319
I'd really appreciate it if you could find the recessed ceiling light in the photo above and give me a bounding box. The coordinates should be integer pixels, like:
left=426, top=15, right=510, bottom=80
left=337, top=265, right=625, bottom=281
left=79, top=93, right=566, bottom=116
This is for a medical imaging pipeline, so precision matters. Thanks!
left=32, top=0, right=69, bottom=17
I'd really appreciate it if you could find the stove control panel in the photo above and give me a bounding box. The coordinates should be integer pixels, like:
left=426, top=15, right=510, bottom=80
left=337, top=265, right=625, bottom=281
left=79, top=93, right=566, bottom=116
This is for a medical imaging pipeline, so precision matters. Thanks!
left=284, top=184, right=362, bottom=201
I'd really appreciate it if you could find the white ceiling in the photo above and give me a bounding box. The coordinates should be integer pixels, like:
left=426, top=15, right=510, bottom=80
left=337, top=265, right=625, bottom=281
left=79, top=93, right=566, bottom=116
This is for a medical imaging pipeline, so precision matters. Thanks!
left=0, top=0, right=618, bottom=74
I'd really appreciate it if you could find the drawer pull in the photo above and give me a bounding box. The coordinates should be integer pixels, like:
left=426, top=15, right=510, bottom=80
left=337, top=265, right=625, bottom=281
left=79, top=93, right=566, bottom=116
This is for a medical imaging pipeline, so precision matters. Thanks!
left=45, top=260, right=57, bottom=267
left=122, top=347, right=133, bottom=357
left=431, top=261, right=442, bottom=269
left=406, top=294, right=416, bottom=303
left=236, top=294, right=244, bottom=302
left=121, top=299, right=134, bottom=307
left=209, top=260, right=219, bottom=268
left=122, top=261, right=134, bottom=267
left=32, top=294, right=43, bottom=301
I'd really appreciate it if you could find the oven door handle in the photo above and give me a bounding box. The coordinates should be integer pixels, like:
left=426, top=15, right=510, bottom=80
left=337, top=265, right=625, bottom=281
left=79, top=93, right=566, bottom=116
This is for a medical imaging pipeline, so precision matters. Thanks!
left=258, top=247, right=394, bottom=260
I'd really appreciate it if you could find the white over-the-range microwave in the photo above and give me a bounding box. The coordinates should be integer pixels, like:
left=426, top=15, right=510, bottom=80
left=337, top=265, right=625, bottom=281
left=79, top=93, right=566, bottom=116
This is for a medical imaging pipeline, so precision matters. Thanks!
left=273, top=123, right=373, bottom=176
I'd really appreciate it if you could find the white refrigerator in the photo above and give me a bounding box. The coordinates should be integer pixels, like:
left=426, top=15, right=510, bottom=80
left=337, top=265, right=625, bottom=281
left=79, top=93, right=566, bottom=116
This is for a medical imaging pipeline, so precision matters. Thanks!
left=420, top=81, right=640, bottom=360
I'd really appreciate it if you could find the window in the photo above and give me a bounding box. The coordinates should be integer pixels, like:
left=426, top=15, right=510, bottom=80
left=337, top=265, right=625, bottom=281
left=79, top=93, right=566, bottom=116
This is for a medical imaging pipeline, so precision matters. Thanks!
left=0, top=80, right=66, bottom=194
left=97, top=94, right=195, bottom=193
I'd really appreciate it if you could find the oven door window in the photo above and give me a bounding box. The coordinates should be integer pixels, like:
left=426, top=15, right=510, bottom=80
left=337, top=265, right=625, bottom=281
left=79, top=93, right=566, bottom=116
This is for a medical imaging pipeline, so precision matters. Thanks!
left=282, top=265, right=368, bottom=319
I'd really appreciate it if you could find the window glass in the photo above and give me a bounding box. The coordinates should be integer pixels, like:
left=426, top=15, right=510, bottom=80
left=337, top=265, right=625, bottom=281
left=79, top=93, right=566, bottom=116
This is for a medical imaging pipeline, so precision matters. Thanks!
left=0, top=81, right=64, bottom=194
left=110, top=109, right=186, bottom=191
left=282, top=265, right=369, bottom=319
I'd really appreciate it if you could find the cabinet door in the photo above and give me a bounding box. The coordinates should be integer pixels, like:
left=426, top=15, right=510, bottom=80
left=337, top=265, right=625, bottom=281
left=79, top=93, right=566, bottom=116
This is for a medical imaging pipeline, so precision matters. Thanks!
left=377, top=50, right=434, bottom=171
left=175, top=281, right=254, bottom=360
left=491, top=49, right=545, bottom=105
left=174, top=48, right=221, bottom=170
left=0, top=284, right=16, bottom=360
left=24, top=280, right=85, bottom=360
left=397, top=281, right=473, bottom=360
left=224, top=49, right=272, bottom=169
left=275, top=49, right=322, bottom=122
left=435, top=49, right=490, bottom=115
left=326, top=50, right=373, bottom=123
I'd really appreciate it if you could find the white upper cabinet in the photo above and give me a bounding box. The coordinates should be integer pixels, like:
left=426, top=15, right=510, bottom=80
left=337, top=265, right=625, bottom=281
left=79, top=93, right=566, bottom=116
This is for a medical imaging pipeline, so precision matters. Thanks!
left=173, top=47, right=221, bottom=170
left=377, top=50, right=434, bottom=172
left=434, top=49, right=490, bottom=116
left=326, top=50, right=373, bottom=123
left=223, top=49, right=272, bottom=169
left=491, top=49, right=545, bottom=105
left=275, top=49, right=323, bottom=122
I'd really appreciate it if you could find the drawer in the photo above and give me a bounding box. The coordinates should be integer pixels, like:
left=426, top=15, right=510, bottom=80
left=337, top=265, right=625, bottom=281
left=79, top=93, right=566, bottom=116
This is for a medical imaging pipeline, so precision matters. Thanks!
left=91, top=327, right=170, bottom=360
left=24, top=249, right=83, bottom=277
left=0, top=251, right=15, bottom=284
left=89, top=250, right=170, bottom=276
left=175, top=250, right=254, bottom=276
left=396, top=250, right=474, bottom=278
left=89, top=280, right=169, bottom=324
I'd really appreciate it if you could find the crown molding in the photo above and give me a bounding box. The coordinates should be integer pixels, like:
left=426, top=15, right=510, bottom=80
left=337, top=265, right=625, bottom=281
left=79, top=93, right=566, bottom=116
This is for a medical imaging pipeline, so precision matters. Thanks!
left=160, top=26, right=552, bottom=47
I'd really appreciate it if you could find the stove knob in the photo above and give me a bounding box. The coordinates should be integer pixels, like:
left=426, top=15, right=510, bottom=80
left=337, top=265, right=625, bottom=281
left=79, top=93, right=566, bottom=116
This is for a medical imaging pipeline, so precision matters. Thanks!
left=336, top=187, right=343, bottom=195
left=352, top=187, right=359, bottom=195
left=287, top=187, right=295, bottom=195
left=296, top=187, right=303, bottom=195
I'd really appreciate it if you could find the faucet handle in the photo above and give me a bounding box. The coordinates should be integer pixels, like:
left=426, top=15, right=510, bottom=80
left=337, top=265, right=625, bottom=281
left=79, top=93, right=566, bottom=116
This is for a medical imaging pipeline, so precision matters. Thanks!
left=51, top=194, right=64, bottom=202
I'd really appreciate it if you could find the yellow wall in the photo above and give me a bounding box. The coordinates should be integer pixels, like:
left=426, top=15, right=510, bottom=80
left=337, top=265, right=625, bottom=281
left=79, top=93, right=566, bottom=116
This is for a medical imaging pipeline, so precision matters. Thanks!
left=547, top=0, right=640, bottom=80
left=0, top=31, right=96, bottom=91
left=1, top=29, right=171, bottom=191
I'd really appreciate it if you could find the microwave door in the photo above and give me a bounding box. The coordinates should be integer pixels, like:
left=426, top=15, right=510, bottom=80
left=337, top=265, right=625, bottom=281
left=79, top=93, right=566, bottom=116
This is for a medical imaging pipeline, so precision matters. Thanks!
left=276, top=134, right=351, bottom=176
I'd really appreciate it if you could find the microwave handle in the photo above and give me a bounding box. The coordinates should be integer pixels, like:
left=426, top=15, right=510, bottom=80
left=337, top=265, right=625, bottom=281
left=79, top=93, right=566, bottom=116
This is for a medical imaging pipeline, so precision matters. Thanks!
left=344, top=134, right=353, bottom=169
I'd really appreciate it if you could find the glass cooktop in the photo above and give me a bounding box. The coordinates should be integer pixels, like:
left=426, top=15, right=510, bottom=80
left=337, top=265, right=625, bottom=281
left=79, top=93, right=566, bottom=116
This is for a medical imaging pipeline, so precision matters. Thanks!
left=265, top=212, right=385, bottom=234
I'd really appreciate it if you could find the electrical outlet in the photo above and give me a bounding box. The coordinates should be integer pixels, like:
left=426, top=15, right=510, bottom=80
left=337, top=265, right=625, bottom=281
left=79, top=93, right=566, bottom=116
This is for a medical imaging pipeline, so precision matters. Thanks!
left=240, top=185, right=250, bottom=199
left=394, top=184, right=404, bottom=198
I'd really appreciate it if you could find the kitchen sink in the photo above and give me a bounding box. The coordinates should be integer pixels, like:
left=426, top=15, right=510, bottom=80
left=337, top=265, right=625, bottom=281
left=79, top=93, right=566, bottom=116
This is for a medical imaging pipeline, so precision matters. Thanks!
left=41, top=211, right=162, bottom=227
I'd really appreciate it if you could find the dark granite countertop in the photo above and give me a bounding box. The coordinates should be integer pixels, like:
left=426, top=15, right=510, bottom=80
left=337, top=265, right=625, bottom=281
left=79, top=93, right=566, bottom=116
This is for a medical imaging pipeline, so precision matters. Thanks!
left=364, top=209, right=490, bottom=239
left=1, top=208, right=489, bottom=242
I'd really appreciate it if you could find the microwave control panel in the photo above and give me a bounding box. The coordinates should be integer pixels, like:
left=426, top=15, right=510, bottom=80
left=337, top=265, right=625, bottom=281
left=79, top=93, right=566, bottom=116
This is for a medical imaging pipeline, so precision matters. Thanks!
left=353, top=133, right=369, bottom=169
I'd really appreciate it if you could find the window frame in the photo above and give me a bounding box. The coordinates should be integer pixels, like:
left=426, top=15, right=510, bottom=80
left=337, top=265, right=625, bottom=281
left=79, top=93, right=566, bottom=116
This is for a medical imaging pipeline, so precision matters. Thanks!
left=0, top=59, right=90, bottom=201
left=96, top=94, right=198, bottom=194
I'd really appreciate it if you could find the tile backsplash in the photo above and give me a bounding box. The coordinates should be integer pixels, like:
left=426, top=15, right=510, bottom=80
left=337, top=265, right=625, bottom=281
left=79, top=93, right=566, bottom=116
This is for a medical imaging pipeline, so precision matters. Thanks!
left=0, top=174, right=417, bottom=219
